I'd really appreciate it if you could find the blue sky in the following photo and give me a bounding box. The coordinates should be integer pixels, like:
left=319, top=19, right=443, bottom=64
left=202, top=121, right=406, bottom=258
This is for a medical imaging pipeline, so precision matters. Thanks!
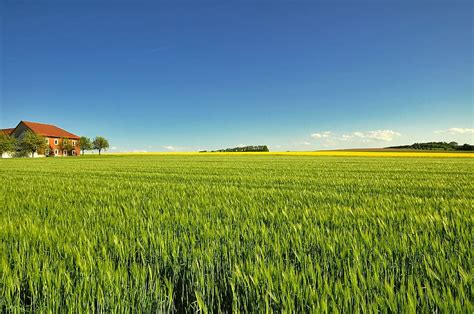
left=1, top=0, right=472, bottom=152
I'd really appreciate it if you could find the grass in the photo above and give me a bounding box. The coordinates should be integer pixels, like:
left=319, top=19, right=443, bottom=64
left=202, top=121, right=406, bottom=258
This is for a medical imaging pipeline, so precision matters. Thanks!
left=0, top=154, right=473, bottom=312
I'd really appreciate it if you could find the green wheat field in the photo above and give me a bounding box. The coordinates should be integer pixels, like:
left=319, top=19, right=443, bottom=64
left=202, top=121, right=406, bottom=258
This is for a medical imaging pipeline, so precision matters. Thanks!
left=0, top=155, right=473, bottom=312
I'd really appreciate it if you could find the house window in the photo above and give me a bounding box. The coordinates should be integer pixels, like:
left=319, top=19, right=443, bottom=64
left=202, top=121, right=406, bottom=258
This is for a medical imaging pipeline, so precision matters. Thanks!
left=54, top=139, right=58, bottom=145
left=45, top=149, right=50, bottom=156
left=63, top=150, right=67, bottom=156
left=72, top=140, right=76, bottom=146
left=72, top=150, right=76, bottom=156
left=54, top=149, right=59, bottom=155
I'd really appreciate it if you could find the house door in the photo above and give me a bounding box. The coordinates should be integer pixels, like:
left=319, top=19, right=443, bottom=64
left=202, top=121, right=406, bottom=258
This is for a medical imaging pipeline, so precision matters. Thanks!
left=63, top=150, right=67, bottom=156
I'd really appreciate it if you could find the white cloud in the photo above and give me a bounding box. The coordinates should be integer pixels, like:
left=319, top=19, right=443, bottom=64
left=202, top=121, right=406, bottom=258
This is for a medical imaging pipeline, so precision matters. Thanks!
left=163, top=145, right=176, bottom=151
left=293, top=141, right=312, bottom=146
left=110, top=146, right=118, bottom=150
left=322, top=139, right=338, bottom=147
left=435, top=127, right=474, bottom=134
left=311, top=131, right=332, bottom=139
left=341, top=130, right=401, bottom=142
left=163, top=145, right=188, bottom=152
left=448, top=128, right=473, bottom=134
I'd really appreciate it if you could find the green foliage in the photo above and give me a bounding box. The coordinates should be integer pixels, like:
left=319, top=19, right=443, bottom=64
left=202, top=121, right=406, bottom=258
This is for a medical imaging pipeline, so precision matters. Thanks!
left=93, top=136, right=109, bottom=155
left=456, top=143, right=474, bottom=151
left=18, top=130, right=47, bottom=157
left=59, top=137, right=74, bottom=154
left=79, top=136, right=93, bottom=155
left=206, top=145, right=270, bottom=152
left=389, top=142, right=473, bottom=151
left=0, top=155, right=472, bottom=312
left=0, top=133, right=17, bottom=154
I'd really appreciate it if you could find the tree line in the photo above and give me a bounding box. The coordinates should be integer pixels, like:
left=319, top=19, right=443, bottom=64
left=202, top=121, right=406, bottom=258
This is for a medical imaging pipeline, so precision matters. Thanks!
left=388, top=142, right=473, bottom=151
left=200, top=145, right=270, bottom=153
left=0, top=131, right=110, bottom=157
left=79, top=136, right=109, bottom=155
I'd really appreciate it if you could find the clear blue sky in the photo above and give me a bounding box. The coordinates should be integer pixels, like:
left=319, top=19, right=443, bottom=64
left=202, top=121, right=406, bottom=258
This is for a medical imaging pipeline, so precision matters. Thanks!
left=1, top=0, right=472, bottom=151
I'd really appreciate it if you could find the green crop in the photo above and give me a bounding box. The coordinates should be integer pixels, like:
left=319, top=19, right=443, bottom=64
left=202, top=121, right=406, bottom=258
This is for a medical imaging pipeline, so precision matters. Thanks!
left=0, top=155, right=472, bottom=312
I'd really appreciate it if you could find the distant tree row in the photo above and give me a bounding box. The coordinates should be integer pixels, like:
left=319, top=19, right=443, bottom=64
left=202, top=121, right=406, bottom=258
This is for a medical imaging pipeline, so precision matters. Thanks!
left=388, top=142, right=473, bottom=151
left=0, top=131, right=110, bottom=157
left=79, top=136, right=109, bottom=155
left=200, top=145, right=270, bottom=153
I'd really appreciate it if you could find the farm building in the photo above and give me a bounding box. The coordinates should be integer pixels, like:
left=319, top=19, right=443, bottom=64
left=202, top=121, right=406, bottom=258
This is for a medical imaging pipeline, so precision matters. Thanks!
left=1, top=121, right=80, bottom=157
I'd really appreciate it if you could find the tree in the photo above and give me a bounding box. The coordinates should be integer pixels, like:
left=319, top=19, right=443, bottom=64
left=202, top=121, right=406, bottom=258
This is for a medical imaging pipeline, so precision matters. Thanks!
left=449, top=141, right=458, bottom=149
left=93, top=136, right=109, bottom=155
left=19, top=131, right=47, bottom=157
left=0, top=133, right=17, bottom=156
left=457, top=143, right=474, bottom=151
left=213, top=145, right=270, bottom=152
left=59, top=138, right=74, bottom=156
left=79, top=136, right=92, bottom=155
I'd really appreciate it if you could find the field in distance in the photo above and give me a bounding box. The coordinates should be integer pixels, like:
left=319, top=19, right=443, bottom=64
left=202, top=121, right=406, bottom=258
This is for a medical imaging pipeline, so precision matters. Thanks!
left=106, top=150, right=474, bottom=157
left=0, top=154, right=472, bottom=312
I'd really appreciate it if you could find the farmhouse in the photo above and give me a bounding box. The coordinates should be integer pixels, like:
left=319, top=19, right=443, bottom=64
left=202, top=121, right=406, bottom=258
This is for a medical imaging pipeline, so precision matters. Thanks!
left=1, top=121, right=80, bottom=157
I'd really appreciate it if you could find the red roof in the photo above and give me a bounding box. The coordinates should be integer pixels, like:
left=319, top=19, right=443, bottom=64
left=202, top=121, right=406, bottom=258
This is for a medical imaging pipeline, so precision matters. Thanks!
left=20, top=121, right=80, bottom=139
left=0, top=128, right=14, bottom=135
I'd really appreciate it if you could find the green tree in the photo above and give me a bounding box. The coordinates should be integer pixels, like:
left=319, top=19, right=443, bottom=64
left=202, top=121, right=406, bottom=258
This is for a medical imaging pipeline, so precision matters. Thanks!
left=79, top=136, right=92, bottom=155
left=19, top=131, right=47, bottom=158
left=59, top=138, right=74, bottom=156
left=457, top=143, right=474, bottom=151
left=0, top=133, right=17, bottom=156
left=93, top=136, right=109, bottom=155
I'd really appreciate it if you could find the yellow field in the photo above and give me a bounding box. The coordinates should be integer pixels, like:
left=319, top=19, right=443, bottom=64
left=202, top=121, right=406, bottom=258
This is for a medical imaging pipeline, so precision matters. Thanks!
left=106, top=151, right=474, bottom=158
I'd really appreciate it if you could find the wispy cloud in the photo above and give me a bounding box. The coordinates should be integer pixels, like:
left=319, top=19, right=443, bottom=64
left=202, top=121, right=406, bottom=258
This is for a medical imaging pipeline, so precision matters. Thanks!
left=163, top=145, right=176, bottom=151
left=321, top=139, right=338, bottom=147
left=341, top=130, right=401, bottom=142
left=435, top=127, right=474, bottom=134
left=310, top=129, right=401, bottom=144
left=292, top=141, right=312, bottom=147
left=163, top=145, right=188, bottom=152
left=310, top=131, right=331, bottom=139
